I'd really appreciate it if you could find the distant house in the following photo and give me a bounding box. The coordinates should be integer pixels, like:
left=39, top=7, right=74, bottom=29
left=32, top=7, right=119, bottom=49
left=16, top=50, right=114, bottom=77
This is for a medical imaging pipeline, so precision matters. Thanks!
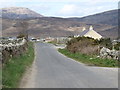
left=78, top=26, right=103, bottom=40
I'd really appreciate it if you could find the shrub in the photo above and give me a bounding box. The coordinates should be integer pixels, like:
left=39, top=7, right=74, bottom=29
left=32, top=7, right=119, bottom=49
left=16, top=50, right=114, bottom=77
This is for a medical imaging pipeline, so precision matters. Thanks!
left=66, top=37, right=99, bottom=55
left=114, top=42, right=120, bottom=50
left=66, top=37, right=116, bottom=55
left=17, top=34, right=25, bottom=38
left=99, top=38, right=112, bottom=49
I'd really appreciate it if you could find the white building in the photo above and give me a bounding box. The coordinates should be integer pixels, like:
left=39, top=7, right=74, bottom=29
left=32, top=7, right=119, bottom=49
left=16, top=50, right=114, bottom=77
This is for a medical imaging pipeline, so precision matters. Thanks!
left=78, top=26, right=103, bottom=40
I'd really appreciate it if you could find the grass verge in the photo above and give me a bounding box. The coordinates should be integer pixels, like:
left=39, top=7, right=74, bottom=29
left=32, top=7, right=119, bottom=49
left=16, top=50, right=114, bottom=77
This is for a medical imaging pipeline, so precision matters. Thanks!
left=48, top=41, right=58, bottom=46
left=58, top=48, right=118, bottom=67
left=2, top=42, right=35, bottom=88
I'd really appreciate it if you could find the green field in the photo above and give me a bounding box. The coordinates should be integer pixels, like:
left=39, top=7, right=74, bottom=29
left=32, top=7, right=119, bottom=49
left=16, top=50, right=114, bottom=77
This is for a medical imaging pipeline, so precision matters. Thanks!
left=58, top=49, right=118, bottom=67
left=2, top=42, right=35, bottom=88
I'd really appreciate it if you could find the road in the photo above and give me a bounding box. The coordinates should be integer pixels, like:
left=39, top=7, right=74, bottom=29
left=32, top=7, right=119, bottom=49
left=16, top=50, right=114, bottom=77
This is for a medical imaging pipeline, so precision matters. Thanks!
left=20, top=42, right=118, bottom=88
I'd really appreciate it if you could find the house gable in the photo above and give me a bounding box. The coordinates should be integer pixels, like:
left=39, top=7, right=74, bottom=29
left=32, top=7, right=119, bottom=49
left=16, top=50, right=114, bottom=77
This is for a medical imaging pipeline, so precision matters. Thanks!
left=84, top=29, right=102, bottom=40
left=79, top=26, right=103, bottom=40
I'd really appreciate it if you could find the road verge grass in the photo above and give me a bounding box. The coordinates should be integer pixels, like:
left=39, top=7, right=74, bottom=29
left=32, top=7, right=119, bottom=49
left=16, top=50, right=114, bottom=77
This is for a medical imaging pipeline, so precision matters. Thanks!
left=2, top=42, right=34, bottom=88
left=58, top=48, right=118, bottom=67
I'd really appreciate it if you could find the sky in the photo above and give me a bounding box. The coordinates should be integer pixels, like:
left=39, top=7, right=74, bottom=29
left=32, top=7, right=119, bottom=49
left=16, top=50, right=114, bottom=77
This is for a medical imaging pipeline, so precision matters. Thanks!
left=0, top=0, right=119, bottom=18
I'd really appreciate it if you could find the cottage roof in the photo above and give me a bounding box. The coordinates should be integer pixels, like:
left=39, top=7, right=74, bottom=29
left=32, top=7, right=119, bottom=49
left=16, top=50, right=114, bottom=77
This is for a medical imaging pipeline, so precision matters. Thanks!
left=79, top=29, right=90, bottom=36
left=79, top=26, right=102, bottom=40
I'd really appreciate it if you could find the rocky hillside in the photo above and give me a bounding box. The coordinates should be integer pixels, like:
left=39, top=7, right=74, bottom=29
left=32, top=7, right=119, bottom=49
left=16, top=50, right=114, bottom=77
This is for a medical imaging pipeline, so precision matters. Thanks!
left=68, top=9, right=118, bottom=26
left=2, top=17, right=113, bottom=38
left=99, top=26, right=118, bottom=39
left=1, top=7, right=118, bottom=39
left=1, top=7, right=43, bottom=19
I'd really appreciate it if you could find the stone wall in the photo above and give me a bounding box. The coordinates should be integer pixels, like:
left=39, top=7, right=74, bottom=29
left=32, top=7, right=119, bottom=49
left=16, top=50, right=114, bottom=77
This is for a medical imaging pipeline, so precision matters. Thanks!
left=100, top=47, right=119, bottom=60
left=0, top=38, right=27, bottom=64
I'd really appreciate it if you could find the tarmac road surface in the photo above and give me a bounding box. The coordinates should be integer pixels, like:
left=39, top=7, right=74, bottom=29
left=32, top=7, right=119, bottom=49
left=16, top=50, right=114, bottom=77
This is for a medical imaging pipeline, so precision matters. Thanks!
left=20, top=42, right=118, bottom=88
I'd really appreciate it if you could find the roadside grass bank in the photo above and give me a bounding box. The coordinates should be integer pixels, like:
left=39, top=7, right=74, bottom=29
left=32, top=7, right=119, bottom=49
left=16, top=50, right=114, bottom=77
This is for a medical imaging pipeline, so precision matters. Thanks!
left=58, top=49, right=118, bottom=67
left=2, top=42, right=35, bottom=88
left=48, top=41, right=59, bottom=46
left=48, top=41, right=57, bottom=45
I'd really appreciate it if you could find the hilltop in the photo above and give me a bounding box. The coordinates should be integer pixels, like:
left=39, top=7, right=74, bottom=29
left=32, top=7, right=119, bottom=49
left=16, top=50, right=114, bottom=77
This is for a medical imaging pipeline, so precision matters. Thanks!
left=1, top=7, right=43, bottom=19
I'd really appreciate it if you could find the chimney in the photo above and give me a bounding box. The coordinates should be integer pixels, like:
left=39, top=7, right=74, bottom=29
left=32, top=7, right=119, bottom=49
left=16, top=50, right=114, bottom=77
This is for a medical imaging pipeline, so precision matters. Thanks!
left=82, top=27, right=86, bottom=31
left=89, top=26, right=93, bottom=30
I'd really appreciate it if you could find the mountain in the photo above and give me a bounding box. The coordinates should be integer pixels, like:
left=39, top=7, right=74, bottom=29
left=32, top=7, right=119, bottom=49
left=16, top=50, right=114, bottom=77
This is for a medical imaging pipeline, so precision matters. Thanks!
left=2, top=17, right=113, bottom=38
left=1, top=7, right=118, bottom=39
left=98, top=26, right=118, bottom=39
left=1, top=7, right=43, bottom=19
left=68, top=9, right=118, bottom=26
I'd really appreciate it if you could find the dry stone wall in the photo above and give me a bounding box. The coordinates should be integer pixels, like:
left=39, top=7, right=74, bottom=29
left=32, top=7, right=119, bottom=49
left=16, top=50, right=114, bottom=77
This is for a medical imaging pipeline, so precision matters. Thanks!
left=100, top=47, right=120, bottom=60
left=0, top=38, right=27, bottom=63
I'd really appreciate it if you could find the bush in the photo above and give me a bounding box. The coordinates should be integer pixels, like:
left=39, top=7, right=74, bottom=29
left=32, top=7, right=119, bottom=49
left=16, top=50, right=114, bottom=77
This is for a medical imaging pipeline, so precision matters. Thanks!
left=66, top=37, right=117, bottom=55
left=17, top=34, right=25, bottom=38
left=17, top=34, right=28, bottom=41
left=114, top=42, right=120, bottom=50
left=66, top=37, right=99, bottom=55
left=99, top=38, right=112, bottom=49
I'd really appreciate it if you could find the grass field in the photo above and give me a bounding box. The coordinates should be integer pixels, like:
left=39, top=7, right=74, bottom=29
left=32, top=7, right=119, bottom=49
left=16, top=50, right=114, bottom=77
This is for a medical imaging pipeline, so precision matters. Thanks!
left=2, top=42, right=35, bottom=88
left=58, top=49, right=118, bottom=67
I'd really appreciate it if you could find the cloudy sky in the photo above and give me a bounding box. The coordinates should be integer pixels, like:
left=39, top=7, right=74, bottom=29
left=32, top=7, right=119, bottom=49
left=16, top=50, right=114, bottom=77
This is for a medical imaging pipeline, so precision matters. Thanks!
left=0, top=0, right=119, bottom=18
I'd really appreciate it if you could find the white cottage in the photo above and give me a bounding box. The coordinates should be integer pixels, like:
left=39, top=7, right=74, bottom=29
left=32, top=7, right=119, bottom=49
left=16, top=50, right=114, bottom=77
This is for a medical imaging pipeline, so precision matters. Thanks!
left=79, top=26, right=103, bottom=40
